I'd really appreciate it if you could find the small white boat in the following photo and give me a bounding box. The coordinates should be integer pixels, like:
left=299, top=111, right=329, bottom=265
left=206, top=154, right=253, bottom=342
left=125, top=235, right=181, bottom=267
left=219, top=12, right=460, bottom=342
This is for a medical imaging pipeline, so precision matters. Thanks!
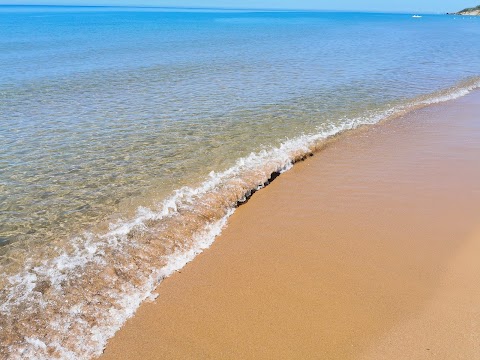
left=412, top=15, right=422, bottom=18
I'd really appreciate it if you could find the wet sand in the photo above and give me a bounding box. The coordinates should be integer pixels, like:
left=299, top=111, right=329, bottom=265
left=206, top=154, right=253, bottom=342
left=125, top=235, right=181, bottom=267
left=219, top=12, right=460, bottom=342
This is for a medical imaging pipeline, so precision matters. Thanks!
left=101, top=91, right=480, bottom=360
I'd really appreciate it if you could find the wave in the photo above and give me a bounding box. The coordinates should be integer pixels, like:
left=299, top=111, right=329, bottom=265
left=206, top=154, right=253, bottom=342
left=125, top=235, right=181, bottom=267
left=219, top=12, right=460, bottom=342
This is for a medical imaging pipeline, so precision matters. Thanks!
left=1, top=77, right=479, bottom=359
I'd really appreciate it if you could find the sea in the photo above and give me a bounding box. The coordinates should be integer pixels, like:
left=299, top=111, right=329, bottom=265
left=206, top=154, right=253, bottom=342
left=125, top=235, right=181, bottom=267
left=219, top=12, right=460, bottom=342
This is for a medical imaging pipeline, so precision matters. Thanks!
left=0, top=6, right=479, bottom=359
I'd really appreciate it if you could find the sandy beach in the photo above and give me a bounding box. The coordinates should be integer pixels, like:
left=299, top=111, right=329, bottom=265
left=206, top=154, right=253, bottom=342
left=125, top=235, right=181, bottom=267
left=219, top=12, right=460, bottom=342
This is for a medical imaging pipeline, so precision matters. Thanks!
left=3, top=7, right=480, bottom=359
left=100, top=91, right=480, bottom=359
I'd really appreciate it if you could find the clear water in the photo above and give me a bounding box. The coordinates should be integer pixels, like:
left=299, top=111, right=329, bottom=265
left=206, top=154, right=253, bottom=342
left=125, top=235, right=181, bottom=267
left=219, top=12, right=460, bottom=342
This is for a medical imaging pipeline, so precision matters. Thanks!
left=0, top=6, right=479, bottom=359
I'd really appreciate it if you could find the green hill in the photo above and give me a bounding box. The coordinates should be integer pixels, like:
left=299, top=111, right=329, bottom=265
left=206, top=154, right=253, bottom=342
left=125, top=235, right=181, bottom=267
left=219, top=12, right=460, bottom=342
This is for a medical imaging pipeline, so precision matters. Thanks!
left=456, top=4, right=480, bottom=15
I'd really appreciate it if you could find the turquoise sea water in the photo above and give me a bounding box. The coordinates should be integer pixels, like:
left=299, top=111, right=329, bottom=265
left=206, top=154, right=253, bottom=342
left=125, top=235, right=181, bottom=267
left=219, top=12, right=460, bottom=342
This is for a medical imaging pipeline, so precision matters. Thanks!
left=1, top=6, right=479, bottom=359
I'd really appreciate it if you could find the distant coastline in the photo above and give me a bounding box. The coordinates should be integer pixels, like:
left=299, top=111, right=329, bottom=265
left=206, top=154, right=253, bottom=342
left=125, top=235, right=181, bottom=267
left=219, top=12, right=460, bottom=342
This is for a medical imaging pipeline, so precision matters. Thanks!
left=448, top=4, right=480, bottom=15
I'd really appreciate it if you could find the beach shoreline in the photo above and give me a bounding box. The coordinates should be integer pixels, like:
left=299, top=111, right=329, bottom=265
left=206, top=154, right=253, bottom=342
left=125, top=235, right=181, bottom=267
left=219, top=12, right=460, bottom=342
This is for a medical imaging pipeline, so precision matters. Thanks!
left=100, top=92, right=480, bottom=359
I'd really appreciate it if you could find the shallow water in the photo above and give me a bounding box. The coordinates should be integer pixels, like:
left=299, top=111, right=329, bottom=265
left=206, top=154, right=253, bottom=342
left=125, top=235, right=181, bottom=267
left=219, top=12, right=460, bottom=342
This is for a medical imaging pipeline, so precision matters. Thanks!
left=0, top=6, right=479, bottom=359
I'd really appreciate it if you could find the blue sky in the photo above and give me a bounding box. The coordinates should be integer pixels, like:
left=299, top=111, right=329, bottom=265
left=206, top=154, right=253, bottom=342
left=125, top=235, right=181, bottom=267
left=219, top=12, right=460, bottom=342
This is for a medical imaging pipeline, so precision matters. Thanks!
left=0, top=1, right=475, bottom=13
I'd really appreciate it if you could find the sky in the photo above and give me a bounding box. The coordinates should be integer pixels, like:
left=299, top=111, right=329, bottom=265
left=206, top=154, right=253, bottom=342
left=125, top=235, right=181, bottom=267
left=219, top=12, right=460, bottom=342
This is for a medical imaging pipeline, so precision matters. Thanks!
left=0, top=1, right=475, bottom=13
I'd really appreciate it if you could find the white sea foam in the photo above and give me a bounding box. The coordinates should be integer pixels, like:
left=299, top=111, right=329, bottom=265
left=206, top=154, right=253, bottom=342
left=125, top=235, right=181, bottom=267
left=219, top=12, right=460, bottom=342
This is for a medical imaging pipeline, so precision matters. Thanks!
left=1, top=79, right=479, bottom=359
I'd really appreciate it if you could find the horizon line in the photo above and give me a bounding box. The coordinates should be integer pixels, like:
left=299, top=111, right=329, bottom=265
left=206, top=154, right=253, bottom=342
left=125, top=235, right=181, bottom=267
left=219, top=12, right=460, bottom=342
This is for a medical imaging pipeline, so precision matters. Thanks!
left=0, top=4, right=446, bottom=15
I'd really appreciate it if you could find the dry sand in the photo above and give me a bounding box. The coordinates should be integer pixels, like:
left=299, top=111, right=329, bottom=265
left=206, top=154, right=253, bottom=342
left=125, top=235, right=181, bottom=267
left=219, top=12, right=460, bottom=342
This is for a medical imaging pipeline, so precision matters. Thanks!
left=101, top=91, right=480, bottom=360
